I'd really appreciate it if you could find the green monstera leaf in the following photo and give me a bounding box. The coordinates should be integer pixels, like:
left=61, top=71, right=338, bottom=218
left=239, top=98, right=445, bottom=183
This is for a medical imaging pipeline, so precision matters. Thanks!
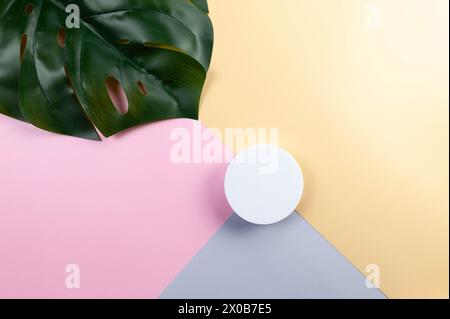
left=0, top=0, right=213, bottom=140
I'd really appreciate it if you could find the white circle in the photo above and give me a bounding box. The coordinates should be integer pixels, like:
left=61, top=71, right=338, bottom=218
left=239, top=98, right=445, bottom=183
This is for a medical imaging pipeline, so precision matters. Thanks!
left=224, top=144, right=304, bottom=225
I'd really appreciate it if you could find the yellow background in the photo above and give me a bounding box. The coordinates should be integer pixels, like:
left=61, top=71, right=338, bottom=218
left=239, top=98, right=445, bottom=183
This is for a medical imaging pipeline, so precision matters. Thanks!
left=201, top=0, right=449, bottom=298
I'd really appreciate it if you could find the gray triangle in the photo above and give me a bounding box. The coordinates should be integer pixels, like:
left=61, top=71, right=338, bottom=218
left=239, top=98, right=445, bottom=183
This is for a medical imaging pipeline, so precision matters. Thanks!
left=161, top=213, right=386, bottom=299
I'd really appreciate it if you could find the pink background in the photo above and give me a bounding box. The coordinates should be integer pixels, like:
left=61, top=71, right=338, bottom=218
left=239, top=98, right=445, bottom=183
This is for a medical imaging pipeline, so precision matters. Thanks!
left=0, top=116, right=232, bottom=298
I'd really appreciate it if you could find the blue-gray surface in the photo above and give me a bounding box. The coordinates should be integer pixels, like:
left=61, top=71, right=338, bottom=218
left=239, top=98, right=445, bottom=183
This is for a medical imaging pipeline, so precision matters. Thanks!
left=161, top=213, right=386, bottom=299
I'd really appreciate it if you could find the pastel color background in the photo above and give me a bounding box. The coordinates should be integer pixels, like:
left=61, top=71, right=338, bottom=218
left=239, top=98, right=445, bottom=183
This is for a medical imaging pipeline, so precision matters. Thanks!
left=0, top=118, right=232, bottom=298
left=201, top=0, right=449, bottom=298
left=0, top=0, right=448, bottom=299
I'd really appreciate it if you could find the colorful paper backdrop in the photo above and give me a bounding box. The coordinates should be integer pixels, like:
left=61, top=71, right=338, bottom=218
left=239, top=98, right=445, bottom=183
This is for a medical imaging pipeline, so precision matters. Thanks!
left=201, top=0, right=449, bottom=298
left=0, top=0, right=448, bottom=299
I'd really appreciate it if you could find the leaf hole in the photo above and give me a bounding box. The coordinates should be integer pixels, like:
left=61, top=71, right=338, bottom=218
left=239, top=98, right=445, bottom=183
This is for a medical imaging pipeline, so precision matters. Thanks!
left=117, top=39, right=130, bottom=45
left=57, top=27, right=66, bottom=48
left=137, top=81, right=148, bottom=96
left=106, top=76, right=129, bottom=115
left=20, top=34, right=27, bottom=63
left=25, top=3, right=33, bottom=15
